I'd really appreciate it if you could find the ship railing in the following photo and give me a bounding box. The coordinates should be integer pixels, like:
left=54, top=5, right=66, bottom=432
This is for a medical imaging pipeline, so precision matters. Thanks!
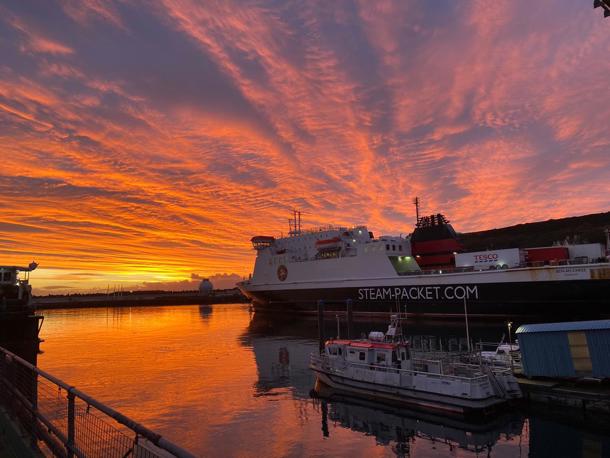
left=285, top=225, right=350, bottom=237
left=313, top=354, right=491, bottom=384
left=449, top=362, right=513, bottom=376
left=0, top=345, right=196, bottom=458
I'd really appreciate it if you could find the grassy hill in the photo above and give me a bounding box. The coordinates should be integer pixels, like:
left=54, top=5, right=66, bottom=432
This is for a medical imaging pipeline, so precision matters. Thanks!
left=460, top=211, right=610, bottom=251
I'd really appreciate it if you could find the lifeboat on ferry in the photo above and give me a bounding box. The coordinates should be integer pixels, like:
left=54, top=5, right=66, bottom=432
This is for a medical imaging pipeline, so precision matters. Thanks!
left=251, top=236, right=275, bottom=250
left=315, top=237, right=343, bottom=252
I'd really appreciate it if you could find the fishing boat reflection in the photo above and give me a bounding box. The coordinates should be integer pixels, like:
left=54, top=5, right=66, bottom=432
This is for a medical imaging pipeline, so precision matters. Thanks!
left=314, top=383, right=525, bottom=456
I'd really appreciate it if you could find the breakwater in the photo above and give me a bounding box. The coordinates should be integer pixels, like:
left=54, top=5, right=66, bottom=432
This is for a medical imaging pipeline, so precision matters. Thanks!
left=32, top=289, right=248, bottom=309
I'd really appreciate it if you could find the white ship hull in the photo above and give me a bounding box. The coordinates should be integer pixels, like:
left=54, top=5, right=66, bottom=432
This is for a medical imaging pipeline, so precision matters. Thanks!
left=241, top=221, right=610, bottom=320
left=240, top=263, right=610, bottom=319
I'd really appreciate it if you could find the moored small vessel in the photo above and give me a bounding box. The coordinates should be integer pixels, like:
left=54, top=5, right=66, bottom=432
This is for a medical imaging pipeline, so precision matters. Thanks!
left=0, top=262, right=43, bottom=344
left=309, top=315, right=522, bottom=417
left=0, top=262, right=38, bottom=310
left=479, top=341, right=521, bottom=368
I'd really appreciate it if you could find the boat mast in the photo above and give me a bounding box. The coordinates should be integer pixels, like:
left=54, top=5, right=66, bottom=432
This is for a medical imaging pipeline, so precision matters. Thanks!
left=413, top=197, right=420, bottom=226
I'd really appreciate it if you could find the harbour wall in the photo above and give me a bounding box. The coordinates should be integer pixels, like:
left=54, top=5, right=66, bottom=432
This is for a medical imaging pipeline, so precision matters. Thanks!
left=32, top=289, right=248, bottom=309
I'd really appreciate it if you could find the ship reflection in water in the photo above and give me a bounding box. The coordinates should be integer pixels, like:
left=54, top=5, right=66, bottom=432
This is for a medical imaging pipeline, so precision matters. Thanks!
left=315, top=392, right=524, bottom=456
left=34, top=304, right=610, bottom=457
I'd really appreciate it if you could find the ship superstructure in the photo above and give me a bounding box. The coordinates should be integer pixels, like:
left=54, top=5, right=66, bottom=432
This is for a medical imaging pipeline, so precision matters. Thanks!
left=0, top=262, right=38, bottom=310
left=0, top=262, right=42, bottom=346
left=239, top=210, right=610, bottom=320
left=251, top=219, right=419, bottom=286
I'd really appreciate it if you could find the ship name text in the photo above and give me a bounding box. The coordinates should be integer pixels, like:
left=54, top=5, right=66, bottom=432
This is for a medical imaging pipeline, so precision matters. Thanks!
left=358, top=285, right=479, bottom=301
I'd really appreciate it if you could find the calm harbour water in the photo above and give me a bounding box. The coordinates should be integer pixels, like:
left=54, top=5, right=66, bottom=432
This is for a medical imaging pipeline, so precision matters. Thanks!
left=36, top=304, right=610, bottom=458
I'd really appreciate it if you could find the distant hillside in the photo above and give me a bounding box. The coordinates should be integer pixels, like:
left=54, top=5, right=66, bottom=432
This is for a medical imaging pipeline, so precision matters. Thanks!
left=460, top=211, right=610, bottom=251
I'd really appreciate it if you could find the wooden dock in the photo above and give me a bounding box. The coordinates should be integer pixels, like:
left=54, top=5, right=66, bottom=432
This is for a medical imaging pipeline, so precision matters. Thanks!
left=517, top=376, right=610, bottom=415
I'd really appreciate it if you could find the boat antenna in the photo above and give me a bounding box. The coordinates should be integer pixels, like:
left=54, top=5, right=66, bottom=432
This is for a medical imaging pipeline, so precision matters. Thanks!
left=413, top=197, right=420, bottom=226
left=463, top=297, right=471, bottom=352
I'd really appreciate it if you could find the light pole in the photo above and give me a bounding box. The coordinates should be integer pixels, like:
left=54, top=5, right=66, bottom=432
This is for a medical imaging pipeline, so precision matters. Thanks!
left=336, top=314, right=340, bottom=339
left=463, top=297, right=471, bottom=353
left=507, top=320, right=515, bottom=373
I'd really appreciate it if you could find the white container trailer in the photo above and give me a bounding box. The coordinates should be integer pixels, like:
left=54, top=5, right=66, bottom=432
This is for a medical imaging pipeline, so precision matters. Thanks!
left=567, top=243, right=605, bottom=262
left=455, top=248, right=523, bottom=270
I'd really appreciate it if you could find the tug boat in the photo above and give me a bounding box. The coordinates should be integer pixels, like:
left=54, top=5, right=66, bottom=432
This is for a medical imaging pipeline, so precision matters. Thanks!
left=309, top=315, right=522, bottom=417
left=0, top=263, right=38, bottom=309
left=0, top=263, right=43, bottom=344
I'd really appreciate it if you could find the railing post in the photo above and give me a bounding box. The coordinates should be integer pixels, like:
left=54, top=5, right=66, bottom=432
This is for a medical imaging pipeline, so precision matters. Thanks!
left=317, top=300, right=325, bottom=354
left=67, top=389, right=75, bottom=458
left=346, top=299, right=353, bottom=340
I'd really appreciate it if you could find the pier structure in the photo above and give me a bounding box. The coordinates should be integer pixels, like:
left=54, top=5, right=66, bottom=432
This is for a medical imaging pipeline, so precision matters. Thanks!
left=32, top=288, right=247, bottom=309
left=0, top=346, right=195, bottom=458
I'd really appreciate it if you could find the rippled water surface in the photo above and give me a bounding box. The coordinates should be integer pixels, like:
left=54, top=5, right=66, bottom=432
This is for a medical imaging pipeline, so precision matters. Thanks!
left=37, top=304, right=610, bottom=457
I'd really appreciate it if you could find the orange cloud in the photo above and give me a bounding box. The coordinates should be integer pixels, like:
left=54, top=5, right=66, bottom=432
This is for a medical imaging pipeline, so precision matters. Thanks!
left=1, top=1, right=609, bottom=292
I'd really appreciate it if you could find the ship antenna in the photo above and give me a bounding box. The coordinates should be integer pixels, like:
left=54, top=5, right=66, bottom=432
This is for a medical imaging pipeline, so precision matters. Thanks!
left=298, top=210, right=302, bottom=234
left=289, top=209, right=303, bottom=237
left=413, top=197, right=420, bottom=226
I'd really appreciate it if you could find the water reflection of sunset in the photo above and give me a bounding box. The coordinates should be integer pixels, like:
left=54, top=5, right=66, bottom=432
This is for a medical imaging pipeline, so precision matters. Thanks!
left=37, top=304, right=532, bottom=457
left=39, top=304, right=360, bottom=456
left=2, top=2, right=610, bottom=293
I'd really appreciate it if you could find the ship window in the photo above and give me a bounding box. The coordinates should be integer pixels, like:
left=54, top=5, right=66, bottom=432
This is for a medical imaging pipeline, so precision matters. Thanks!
left=386, top=244, right=390, bottom=250
left=399, top=245, right=402, bottom=251
left=349, top=350, right=355, bottom=354
left=401, top=351, right=406, bottom=360
left=392, top=245, right=395, bottom=251
left=359, top=352, right=366, bottom=361
left=376, top=353, right=386, bottom=364
left=338, top=348, right=342, bottom=355
left=2, top=272, right=9, bottom=282
left=392, top=351, right=398, bottom=363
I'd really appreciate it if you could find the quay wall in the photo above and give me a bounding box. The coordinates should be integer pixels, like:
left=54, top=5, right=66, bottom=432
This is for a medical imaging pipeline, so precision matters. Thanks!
left=32, top=290, right=248, bottom=310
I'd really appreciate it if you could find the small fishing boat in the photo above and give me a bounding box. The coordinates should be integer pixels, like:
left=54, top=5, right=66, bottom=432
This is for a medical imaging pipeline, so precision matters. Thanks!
left=480, top=341, right=521, bottom=368
left=310, top=315, right=521, bottom=417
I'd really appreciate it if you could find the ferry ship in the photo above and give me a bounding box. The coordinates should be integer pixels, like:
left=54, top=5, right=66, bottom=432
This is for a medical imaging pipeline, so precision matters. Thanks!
left=238, top=210, right=610, bottom=320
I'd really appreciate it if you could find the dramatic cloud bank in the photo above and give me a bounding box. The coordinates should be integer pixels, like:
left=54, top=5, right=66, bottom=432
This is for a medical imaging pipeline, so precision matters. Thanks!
left=1, top=1, right=609, bottom=292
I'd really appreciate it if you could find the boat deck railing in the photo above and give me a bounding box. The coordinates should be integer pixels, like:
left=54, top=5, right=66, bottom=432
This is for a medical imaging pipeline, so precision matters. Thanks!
left=311, top=354, right=501, bottom=384
left=0, top=345, right=196, bottom=458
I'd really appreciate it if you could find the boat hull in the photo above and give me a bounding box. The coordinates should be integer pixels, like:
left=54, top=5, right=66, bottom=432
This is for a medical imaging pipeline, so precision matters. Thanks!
left=241, top=274, right=610, bottom=320
left=0, top=311, right=43, bottom=344
left=311, top=368, right=506, bottom=417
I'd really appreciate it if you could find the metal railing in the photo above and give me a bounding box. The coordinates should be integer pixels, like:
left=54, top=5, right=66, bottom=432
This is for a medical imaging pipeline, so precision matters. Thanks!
left=0, top=346, right=196, bottom=458
left=310, top=354, right=497, bottom=383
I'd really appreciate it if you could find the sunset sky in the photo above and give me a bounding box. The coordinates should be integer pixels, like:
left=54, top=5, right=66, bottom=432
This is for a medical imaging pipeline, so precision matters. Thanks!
left=1, top=1, right=609, bottom=294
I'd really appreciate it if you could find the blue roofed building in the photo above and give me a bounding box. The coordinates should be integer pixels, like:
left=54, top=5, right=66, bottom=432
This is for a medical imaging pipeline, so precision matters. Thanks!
left=516, top=320, right=610, bottom=379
